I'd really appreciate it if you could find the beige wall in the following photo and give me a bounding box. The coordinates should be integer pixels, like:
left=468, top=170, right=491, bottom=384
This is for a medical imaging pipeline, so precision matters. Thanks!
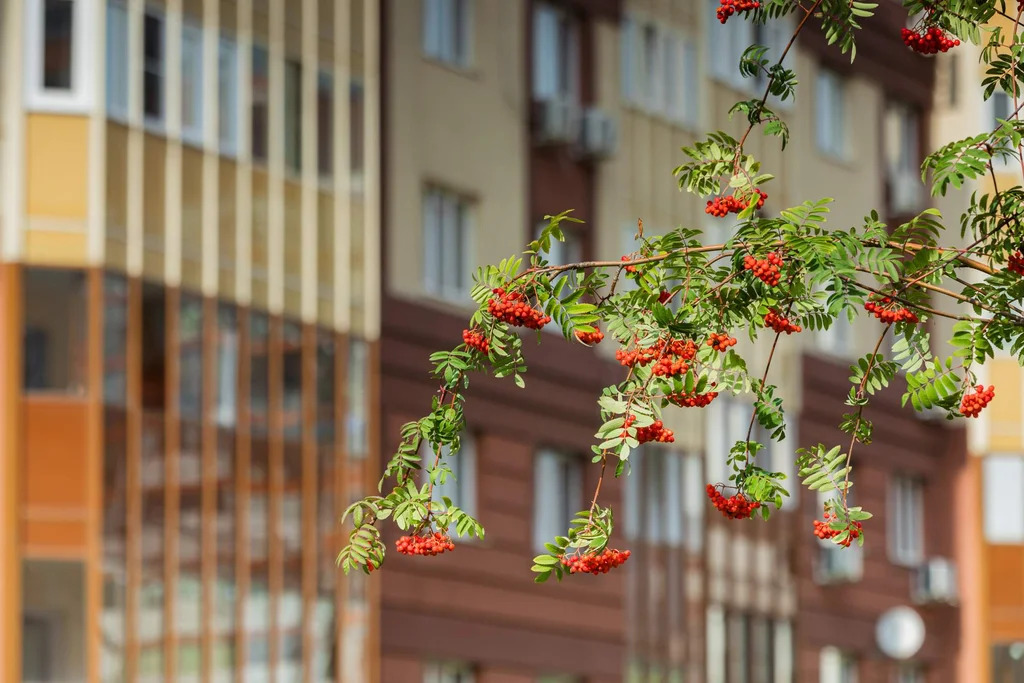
left=385, top=0, right=527, bottom=305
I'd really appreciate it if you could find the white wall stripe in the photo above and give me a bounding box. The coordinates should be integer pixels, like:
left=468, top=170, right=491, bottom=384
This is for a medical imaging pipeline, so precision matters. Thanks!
left=1, top=0, right=25, bottom=261
left=300, top=0, right=318, bottom=324
left=88, top=0, right=108, bottom=265
left=334, top=0, right=352, bottom=333
left=363, top=0, right=381, bottom=340
left=236, top=0, right=254, bottom=305
left=127, top=0, right=145, bottom=275
left=165, top=1, right=184, bottom=286
left=201, top=0, right=220, bottom=296
left=267, top=0, right=285, bottom=314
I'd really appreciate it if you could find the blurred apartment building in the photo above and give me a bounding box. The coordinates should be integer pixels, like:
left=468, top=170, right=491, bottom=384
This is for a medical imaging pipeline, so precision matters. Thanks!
left=0, top=0, right=380, bottom=681
left=381, top=1, right=967, bottom=682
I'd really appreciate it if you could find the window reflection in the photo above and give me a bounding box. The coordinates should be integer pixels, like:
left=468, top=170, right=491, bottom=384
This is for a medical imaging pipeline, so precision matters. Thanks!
left=214, top=305, right=239, bottom=681
left=23, top=268, right=87, bottom=394
left=247, top=312, right=271, bottom=682
left=280, top=322, right=304, bottom=679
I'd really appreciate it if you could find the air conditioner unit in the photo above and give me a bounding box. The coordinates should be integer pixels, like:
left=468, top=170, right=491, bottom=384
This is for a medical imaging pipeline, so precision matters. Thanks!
left=578, top=107, right=617, bottom=160
left=534, top=96, right=579, bottom=146
left=913, top=557, right=958, bottom=605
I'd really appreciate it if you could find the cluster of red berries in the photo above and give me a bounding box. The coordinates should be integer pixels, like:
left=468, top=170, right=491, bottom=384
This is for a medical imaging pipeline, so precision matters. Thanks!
left=707, top=332, right=737, bottom=352
left=575, top=328, right=605, bottom=345
left=742, top=252, right=783, bottom=287
left=813, top=510, right=863, bottom=547
left=658, top=290, right=673, bottom=304
left=621, top=255, right=638, bottom=273
left=623, top=415, right=675, bottom=444
left=900, top=26, right=960, bottom=54
left=666, top=388, right=719, bottom=408
left=462, top=328, right=490, bottom=354
left=706, top=484, right=760, bottom=520
left=488, top=288, right=551, bottom=330
left=1007, top=250, right=1024, bottom=276
left=763, top=310, right=802, bottom=334
left=615, top=338, right=698, bottom=377
left=705, top=190, right=768, bottom=217
left=960, top=384, right=995, bottom=418
left=864, top=297, right=919, bottom=324
left=560, top=548, right=631, bottom=575
left=715, top=0, right=760, bottom=24
left=395, top=532, right=455, bottom=556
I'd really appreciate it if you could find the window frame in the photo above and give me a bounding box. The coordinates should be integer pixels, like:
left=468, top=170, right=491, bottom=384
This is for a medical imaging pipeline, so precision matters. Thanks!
left=106, top=0, right=130, bottom=121
left=142, top=5, right=167, bottom=130
left=217, top=33, right=240, bottom=157
left=419, top=432, right=478, bottom=529
left=532, top=2, right=580, bottom=102
left=25, top=0, right=96, bottom=113
left=180, top=17, right=205, bottom=147
left=815, top=68, right=847, bottom=160
left=422, top=0, right=473, bottom=69
left=983, top=455, right=1024, bottom=543
left=819, top=647, right=858, bottom=683
left=988, top=90, right=1017, bottom=171
left=532, top=448, right=584, bottom=552
left=888, top=474, right=925, bottom=567
left=815, top=489, right=864, bottom=583
left=422, top=185, right=473, bottom=304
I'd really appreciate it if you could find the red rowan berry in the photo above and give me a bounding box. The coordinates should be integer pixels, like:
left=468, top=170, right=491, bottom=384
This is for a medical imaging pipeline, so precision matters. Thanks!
left=560, top=548, right=631, bottom=575
left=960, top=384, right=995, bottom=418
left=487, top=288, right=552, bottom=330
left=742, top=252, right=783, bottom=287
left=763, top=310, right=802, bottom=334
left=813, top=505, right=863, bottom=547
left=666, top=386, right=719, bottom=408
left=864, top=296, right=919, bottom=324
left=462, top=328, right=490, bottom=354
left=575, top=328, right=605, bottom=346
left=706, top=483, right=760, bottom=520
left=707, top=332, right=737, bottom=352
left=901, top=26, right=959, bottom=54
left=621, top=255, right=638, bottom=273
left=1007, top=250, right=1024, bottom=276
left=658, top=289, right=673, bottom=304
left=396, top=532, right=456, bottom=557
left=715, top=0, right=760, bottom=24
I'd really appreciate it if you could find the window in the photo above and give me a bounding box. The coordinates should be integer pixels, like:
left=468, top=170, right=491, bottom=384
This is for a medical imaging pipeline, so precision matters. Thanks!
left=992, top=643, right=1024, bottom=682
left=143, top=10, right=165, bottom=123
left=706, top=0, right=752, bottom=90
left=706, top=606, right=727, bottom=683
left=218, top=36, right=239, bottom=155
left=43, top=0, right=75, bottom=89
left=422, top=0, right=471, bottom=67
left=23, top=269, right=88, bottom=394
left=753, top=16, right=795, bottom=104
left=624, top=447, right=698, bottom=548
left=622, top=16, right=699, bottom=125
left=284, top=59, right=302, bottom=173
left=535, top=221, right=584, bottom=269
left=420, top=432, right=477, bottom=524
left=317, top=69, right=334, bottom=178
left=533, top=3, right=579, bottom=101
left=984, top=456, right=1024, bottom=542
left=815, top=305, right=853, bottom=358
left=350, top=80, right=365, bottom=186
left=888, top=475, right=924, bottom=566
left=346, top=338, right=369, bottom=458
left=422, top=186, right=472, bottom=302
left=773, top=620, right=794, bottom=683
left=816, top=69, right=846, bottom=159
left=106, top=1, right=129, bottom=120
left=181, top=20, right=204, bottom=145
left=819, top=647, right=858, bottom=683
left=816, top=490, right=863, bottom=583
left=896, top=664, right=924, bottom=683
left=252, top=45, right=270, bottom=162
left=424, top=662, right=475, bottom=683
left=533, top=449, right=583, bottom=550
left=992, top=89, right=1014, bottom=126
left=22, top=561, right=87, bottom=683
left=705, top=395, right=749, bottom=488
left=727, top=612, right=750, bottom=683
left=884, top=101, right=922, bottom=212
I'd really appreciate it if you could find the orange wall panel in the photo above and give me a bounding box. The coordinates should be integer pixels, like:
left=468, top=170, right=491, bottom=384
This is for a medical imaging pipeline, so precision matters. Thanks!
left=25, top=114, right=89, bottom=220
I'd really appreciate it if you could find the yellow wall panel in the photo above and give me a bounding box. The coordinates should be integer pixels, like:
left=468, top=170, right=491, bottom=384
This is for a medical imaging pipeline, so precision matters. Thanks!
left=24, top=231, right=88, bottom=267
left=283, top=181, right=302, bottom=318
left=105, top=123, right=129, bottom=270
left=251, top=169, right=269, bottom=309
left=988, top=360, right=1022, bottom=451
left=25, top=115, right=89, bottom=220
left=219, top=160, right=237, bottom=301
left=181, top=147, right=204, bottom=291
left=143, top=135, right=167, bottom=280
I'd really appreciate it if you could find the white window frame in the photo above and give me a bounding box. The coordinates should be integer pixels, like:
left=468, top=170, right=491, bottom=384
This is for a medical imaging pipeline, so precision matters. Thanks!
left=706, top=605, right=727, bottom=683
left=532, top=2, right=579, bottom=102
left=988, top=90, right=1017, bottom=170
left=885, top=100, right=923, bottom=212
left=25, top=0, right=96, bottom=112
left=816, top=68, right=847, bottom=160
left=814, top=307, right=853, bottom=359
left=623, top=16, right=698, bottom=126
left=181, top=18, right=205, bottom=147
left=419, top=432, right=478, bottom=526
left=533, top=449, right=583, bottom=551
left=983, top=455, right=1024, bottom=543
left=106, top=0, right=130, bottom=121
left=422, top=186, right=473, bottom=303
left=819, top=647, right=858, bottom=683
left=705, top=395, right=748, bottom=488
left=422, top=0, right=473, bottom=68
left=142, top=6, right=167, bottom=131
left=217, top=34, right=240, bottom=157
left=773, top=620, right=794, bottom=683
left=888, top=474, right=924, bottom=566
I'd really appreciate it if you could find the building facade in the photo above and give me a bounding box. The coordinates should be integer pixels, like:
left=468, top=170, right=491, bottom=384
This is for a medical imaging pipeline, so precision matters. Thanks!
left=0, top=0, right=380, bottom=681
left=381, top=1, right=968, bottom=682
